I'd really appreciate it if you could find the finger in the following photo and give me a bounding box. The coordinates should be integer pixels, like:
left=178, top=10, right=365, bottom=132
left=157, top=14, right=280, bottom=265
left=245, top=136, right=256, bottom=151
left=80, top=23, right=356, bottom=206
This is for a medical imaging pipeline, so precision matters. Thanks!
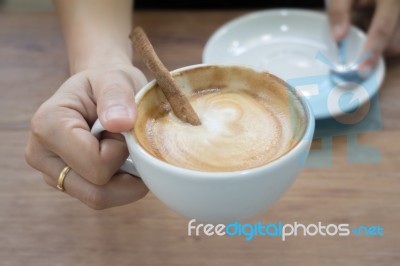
left=45, top=170, right=148, bottom=210
left=384, top=45, right=400, bottom=56
left=37, top=152, right=148, bottom=209
left=25, top=133, right=53, bottom=172
left=384, top=14, right=400, bottom=56
left=354, top=0, right=374, bottom=8
left=360, top=0, right=400, bottom=69
left=91, top=67, right=147, bottom=133
left=30, top=108, right=128, bottom=186
left=384, top=16, right=400, bottom=56
left=326, top=0, right=354, bottom=40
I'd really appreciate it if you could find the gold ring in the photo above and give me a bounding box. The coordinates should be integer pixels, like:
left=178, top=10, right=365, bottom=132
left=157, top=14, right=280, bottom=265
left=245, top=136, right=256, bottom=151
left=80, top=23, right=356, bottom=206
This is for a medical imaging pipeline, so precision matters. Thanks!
left=57, top=166, right=72, bottom=192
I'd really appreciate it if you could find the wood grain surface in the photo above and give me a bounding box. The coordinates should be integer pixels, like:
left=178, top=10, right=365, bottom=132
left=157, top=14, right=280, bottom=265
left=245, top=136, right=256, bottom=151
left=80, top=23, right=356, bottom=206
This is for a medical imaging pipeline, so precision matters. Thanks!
left=0, top=10, right=399, bottom=266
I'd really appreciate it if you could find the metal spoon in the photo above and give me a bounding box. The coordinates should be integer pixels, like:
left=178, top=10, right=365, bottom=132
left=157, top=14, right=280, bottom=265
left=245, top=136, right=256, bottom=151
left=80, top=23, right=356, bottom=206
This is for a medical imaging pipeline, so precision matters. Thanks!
left=315, top=39, right=372, bottom=84
left=330, top=39, right=372, bottom=84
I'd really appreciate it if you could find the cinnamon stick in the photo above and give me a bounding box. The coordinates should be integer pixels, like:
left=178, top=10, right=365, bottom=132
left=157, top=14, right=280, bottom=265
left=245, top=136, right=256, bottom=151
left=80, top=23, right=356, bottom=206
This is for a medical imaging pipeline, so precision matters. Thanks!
left=130, top=27, right=201, bottom=126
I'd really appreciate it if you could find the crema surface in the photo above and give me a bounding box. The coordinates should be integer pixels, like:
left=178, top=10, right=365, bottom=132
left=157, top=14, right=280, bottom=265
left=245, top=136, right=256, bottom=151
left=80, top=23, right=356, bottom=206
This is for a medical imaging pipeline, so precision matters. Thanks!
left=134, top=66, right=306, bottom=172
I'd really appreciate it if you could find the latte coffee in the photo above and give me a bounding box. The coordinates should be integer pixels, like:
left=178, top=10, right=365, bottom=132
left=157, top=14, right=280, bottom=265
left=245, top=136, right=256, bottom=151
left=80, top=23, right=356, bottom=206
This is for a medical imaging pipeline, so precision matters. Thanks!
left=133, top=66, right=307, bottom=172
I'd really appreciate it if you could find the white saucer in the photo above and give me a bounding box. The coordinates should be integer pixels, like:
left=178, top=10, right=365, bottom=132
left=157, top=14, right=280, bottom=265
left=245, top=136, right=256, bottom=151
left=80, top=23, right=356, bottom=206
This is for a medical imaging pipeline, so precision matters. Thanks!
left=203, top=9, right=385, bottom=120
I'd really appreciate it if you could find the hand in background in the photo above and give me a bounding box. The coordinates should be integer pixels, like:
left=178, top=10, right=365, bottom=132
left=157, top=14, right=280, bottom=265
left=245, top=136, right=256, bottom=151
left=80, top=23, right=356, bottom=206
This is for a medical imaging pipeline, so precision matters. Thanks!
left=327, top=0, right=400, bottom=69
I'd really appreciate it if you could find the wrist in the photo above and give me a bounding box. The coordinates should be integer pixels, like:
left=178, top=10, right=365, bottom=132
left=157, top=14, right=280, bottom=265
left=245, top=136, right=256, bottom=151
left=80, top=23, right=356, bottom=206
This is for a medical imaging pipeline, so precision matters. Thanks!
left=69, top=45, right=132, bottom=74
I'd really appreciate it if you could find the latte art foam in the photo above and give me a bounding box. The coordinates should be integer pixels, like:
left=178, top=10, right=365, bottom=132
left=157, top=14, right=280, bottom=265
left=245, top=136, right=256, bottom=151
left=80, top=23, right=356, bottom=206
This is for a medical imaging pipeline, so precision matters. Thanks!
left=134, top=66, right=306, bottom=172
left=143, top=89, right=295, bottom=171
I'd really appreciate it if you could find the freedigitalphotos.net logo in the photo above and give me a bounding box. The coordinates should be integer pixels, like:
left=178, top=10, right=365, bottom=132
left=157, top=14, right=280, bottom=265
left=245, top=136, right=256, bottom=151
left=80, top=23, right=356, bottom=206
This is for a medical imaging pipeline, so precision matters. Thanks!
left=188, top=219, right=384, bottom=241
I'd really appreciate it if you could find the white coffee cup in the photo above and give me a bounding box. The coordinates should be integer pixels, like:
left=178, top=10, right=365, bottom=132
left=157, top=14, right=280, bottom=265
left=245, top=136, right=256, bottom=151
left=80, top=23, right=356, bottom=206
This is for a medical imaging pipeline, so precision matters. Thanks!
left=92, top=64, right=315, bottom=223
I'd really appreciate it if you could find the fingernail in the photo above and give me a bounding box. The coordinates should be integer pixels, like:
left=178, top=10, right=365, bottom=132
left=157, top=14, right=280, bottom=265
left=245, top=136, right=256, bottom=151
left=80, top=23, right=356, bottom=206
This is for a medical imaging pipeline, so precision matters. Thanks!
left=333, top=25, right=344, bottom=40
left=104, top=105, right=132, bottom=121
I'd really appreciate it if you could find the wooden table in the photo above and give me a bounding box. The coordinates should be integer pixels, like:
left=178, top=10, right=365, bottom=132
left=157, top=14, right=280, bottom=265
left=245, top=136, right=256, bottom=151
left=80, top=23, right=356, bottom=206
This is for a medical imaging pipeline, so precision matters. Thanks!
left=1, top=10, right=399, bottom=266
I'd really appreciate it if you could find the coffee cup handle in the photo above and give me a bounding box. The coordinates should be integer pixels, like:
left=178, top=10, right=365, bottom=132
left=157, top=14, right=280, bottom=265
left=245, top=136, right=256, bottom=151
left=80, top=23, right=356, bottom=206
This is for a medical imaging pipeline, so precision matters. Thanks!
left=91, top=119, right=140, bottom=177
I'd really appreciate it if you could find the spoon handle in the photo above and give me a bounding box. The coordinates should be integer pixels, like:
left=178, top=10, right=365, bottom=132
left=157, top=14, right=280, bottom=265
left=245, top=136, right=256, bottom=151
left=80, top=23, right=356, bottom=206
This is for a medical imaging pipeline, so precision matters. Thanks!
left=337, top=39, right=347, bottom=65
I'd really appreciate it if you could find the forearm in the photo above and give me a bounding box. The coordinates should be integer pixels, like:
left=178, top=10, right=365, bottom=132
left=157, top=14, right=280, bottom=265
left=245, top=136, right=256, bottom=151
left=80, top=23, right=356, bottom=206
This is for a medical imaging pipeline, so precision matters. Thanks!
left=54, top=0, right=134, bottom=74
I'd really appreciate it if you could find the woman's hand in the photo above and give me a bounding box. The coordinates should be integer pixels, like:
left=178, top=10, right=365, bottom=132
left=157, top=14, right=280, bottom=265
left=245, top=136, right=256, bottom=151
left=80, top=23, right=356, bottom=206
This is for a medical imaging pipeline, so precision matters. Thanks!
left=25, top=0, right=150, bottom=209
left=327, top=0, right=400, bottom=69
left=25, top=64, right=149, bottom=209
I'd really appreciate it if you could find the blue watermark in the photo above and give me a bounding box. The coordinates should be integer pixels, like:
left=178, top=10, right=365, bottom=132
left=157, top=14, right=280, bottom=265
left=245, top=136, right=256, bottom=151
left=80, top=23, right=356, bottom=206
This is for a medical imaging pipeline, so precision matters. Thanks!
left=188, top=219, right=384, bottom=241
left=288, top=38, right=382, bottom=168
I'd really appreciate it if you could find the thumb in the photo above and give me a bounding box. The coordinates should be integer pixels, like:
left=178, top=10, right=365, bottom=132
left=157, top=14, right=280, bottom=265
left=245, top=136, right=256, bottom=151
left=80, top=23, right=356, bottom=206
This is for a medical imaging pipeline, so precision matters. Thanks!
left=326, top=0, right=353, bottom=41
left=93, top=70, right=140, bottom=133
